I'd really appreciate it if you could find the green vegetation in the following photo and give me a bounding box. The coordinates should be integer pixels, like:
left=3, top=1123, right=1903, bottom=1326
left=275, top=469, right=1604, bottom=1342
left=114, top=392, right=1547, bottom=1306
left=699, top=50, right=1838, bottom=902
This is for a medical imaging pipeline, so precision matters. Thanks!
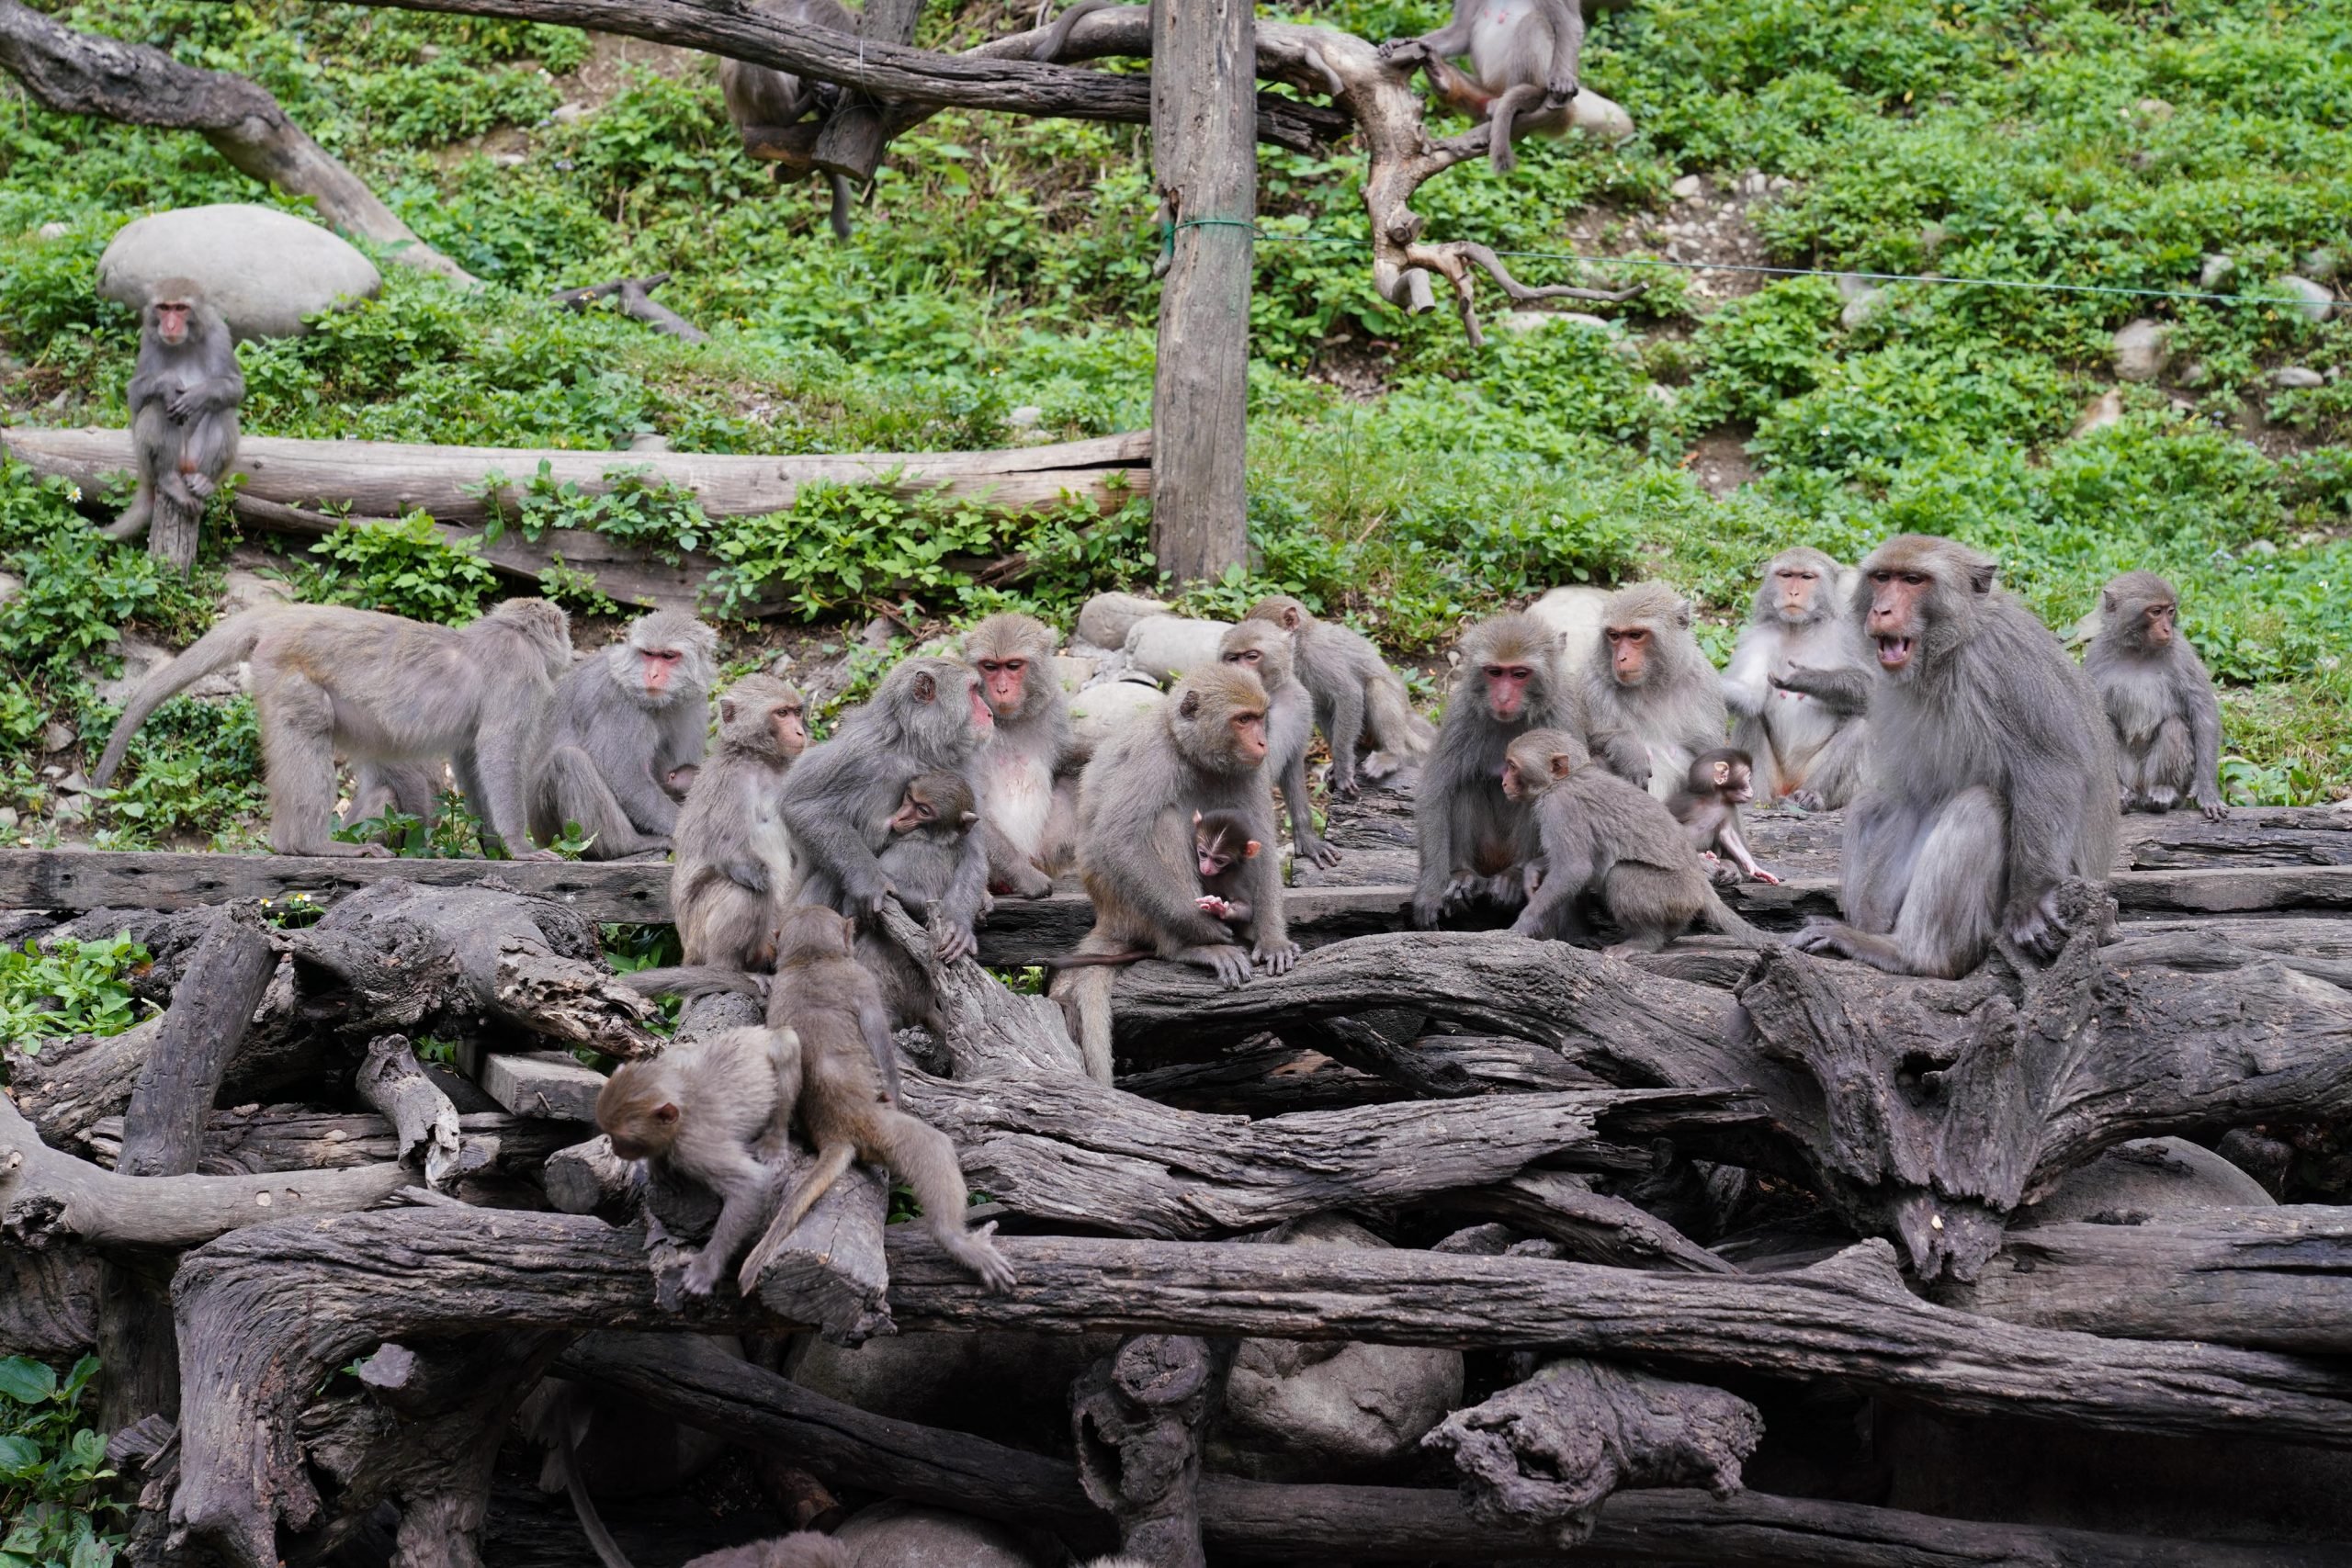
left=0, top=1355, right=122, bottom=1568
left=0, top=0, right=2344, bottom=842
left=0, top=931, right=150, bottom=1073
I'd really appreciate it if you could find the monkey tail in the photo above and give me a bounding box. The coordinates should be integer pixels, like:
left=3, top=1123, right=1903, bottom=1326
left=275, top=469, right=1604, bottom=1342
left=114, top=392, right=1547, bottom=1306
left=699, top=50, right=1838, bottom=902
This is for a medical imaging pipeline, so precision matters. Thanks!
left=1046, top=964, right=1115, bottom=1083
left=1368, top=675, right=1437, bottom=759
left=555, top=1393, right=643, bottom=1568
left=772, top=1141, right=858, bottom=1241
left=1029, top=0, right=1108, bottom=60
left=89, top=610, right=270, bottom=788
left=1037, top=948, right=1150, bottom=970
left=621, top=965, right=770, bottom=1002
left=825, top=174, right=854, bottom=242
left=1702, top=887, right=1767, bottom=948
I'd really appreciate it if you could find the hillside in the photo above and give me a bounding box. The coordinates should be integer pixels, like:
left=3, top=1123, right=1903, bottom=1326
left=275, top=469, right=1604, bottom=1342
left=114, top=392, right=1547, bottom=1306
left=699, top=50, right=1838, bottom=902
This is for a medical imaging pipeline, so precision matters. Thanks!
left=0, top=0, right=2346, bottom=849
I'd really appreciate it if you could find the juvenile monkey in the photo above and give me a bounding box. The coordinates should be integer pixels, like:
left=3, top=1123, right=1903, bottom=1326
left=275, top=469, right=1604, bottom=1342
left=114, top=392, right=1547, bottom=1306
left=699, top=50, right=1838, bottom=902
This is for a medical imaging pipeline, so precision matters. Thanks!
left=861, top=771, right=982, bottom=1033
left=1043, top=808, right=1261, bottom=968
left=763, top=905, right=1014, bottom=1293
left=1583, top=582, right=1728, bottom=802
left=1412, top=613, right=1572, bottom=927
left=1503, top=729, right=1764, bottom=953
left=1668, top=748, right=1780, bottom=886
left=965, top=612, right=1078, bottom=897
left=1241, top=595, right=1434, bottom=796
left=529, top=610, right=718, bottom=859
left=90, top=600, right=572, bottom=859
left=1795, top=536, right=2120, bottom=979
left=1379, top=0, right=1585, bottom=175
left=2082, top=570, right=2226, bottom=820
left=595, top=1025, right=804, bottom=1297
left=1721, top=547, right=1873, bottom=809
left=670, top=675, right=808, bottom=969
left=108, top=278, right=243, bottom=547
left=1219, top=619, right=1340, bottom=867
left=717, top=0, right=859, bottom=241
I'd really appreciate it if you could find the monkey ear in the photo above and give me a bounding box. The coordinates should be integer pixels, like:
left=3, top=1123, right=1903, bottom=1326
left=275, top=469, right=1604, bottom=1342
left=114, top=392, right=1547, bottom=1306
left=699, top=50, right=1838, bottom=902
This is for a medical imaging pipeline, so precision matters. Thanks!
left=1549, top=754, right=1575, bottom=780
left=912, top=671, right=938, bottom=703
left=1192, top=809, right=1204, bottom=826
left=1179, top=690, right=1202, bottom=719
left=719, top=698, right=738, bottom=723
left=2100, top=591, right=2118, bottom=615
left=1968, top=560, right=1998, bottom=594
left=1281, top=607, right=1303, bottom=632
left=1674, top=600, right=1694, bottom=629
left=652, top=1102, right=680, bottom=1125
left=1243, top=840, right=1261, bottom=858
left=958, top=810, right=979, bottom=828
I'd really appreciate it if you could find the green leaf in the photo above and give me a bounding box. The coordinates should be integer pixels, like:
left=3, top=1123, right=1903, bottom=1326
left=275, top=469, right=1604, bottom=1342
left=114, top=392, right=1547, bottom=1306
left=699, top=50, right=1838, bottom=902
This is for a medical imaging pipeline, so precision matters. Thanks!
left=0, top=1433, right=41, bottom=1470
left=0, top=1357, right=57, bottom=1403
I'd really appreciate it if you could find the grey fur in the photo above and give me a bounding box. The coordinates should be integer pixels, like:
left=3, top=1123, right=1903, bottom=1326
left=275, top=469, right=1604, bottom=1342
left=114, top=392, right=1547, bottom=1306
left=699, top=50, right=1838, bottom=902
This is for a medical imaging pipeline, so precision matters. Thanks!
left=964, top=612, right=1077, bottom=896
left=107, top=279, right=242, bottom=544
left=1582, top=581, right=1728, bottom=803
left=671, top=673, right=805, bottom=968
left=717, top=0, right=859, bottom=240
left=1377, top=0, right=1585, bottom=175
left=1219, top=619, right=1340, bottom=867
left=1242, top=595, right=1434, bottom=796
left=1721, top=547, right=1873, bottom=810
left=529, top=609, right=717, bottom=858
left=2083, top=570, right=2225, bottom=819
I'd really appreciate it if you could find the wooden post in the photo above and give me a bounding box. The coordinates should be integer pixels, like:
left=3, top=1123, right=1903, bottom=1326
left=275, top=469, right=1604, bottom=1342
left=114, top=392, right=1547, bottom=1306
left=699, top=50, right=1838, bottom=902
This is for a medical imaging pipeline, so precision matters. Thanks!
left=1148, top=0, right=1254, bottom=584
left=811, top=0, right=924, bottom=185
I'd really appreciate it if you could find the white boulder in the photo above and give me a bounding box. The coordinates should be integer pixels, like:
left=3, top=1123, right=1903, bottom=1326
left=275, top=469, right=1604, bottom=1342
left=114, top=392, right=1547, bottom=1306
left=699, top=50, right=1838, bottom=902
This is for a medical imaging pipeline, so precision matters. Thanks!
left=99, top=205, right=381, bottom=341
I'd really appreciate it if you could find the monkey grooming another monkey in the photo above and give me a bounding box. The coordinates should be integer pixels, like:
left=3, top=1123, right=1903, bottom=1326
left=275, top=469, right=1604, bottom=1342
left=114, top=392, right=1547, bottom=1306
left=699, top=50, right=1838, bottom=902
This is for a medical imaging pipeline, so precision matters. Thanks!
left=861, top=771, right=982, bottom=1033
left=1582, top=582, right=1728, bottom=802
left=529, top=610, right=718, bottom=859
left=1042, top=808, right=1261, bottom=969
left=107, top=278, right=243, bottom=548
left=1053, top=666, right=1296, bottom=1081
left=1241, top=595, right=1434, bottom=796
left=1220, top=619, right=1340, bottom=867
left=1794, top=535, right=2120, bottom=979
left=91, top=600, right=573, bottom=859
left=762, top=905, right=1014, bottom=1293
left=1378, top=0, right=1585, bottom=175
left=1503, top=729, right=1763, bottom=953
left=596, top=1025, right=804, bottom=1297
left=717, top=0, right=860, bottom=241
left=965, top=612, right=1078, bottom=897
left=1668, top=748, right=1780, bottom=886
left=779, top=657, right=994, bottom=963
left=2083, top=570, right=2226, bottom=821
left=671, top=674, right=808, bottom=970
left=1721, top=547, right=1873, bottom=810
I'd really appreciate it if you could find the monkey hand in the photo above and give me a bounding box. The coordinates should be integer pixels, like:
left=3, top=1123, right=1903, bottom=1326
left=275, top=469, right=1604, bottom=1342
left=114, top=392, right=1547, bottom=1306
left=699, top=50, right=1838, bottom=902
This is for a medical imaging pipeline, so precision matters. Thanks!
left=2002, top=891, right=2066, bottom=962
left=1786, top=789, right=1827, bottom=812
left=934, top=921, right=979, bottom=964
left=1374, top=36, right=1427, bottom=64
left=2194, top=787, right=2228, bottom=822
left=950, top=1222, right=1017, bottom=1294
left=1253, top=936, right=1299, bottom=976
left=1508, top=909, right=1544, bottom=939
left=849, top=873, right=897, bottom=917
left=1747, top=865, right=1782, bottom=886
left=1203, top=944, right=1254, bottom=987
left=1411, top=889, right=1449, bottom=929
left=164, top=388, right=205, bottom=421
left=1543, top=74, right=1579, bottom=109
left=681, top=1250, right=728, bottom=1298
left=512, top=846, right=564, bottom=863
left=1331, top=765, right=1362, bottom=799
left=1792, top=918, right=1854, bottom=957
left=1197, top=895, right=1234, bottom=919
left=1302, top=834, right=1343, bottom=870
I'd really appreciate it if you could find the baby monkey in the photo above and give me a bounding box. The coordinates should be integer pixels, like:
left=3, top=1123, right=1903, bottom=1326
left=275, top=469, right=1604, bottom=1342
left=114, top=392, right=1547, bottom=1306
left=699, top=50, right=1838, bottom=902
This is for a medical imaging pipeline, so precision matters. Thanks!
left=1046, top=809, right=1260, bottom=968
left=1667, top=748, right=1781, bottom=886
left=763, top=905, right=1015, bottom=1293
left=594, top=1026, right=803, bottom=1297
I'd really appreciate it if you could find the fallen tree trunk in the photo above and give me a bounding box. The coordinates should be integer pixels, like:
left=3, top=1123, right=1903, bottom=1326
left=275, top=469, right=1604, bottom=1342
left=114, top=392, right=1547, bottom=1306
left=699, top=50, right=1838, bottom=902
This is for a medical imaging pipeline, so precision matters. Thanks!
left=83, top=1106, right=570, bottom=1178
left=551, top=273, right=706, bottom=341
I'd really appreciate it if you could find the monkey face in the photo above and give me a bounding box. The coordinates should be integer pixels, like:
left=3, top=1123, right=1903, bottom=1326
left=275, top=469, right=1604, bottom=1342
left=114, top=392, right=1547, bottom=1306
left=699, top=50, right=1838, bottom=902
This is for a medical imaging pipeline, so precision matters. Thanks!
left=639, top=647, right=683, bottom=695
left=1223, top=646, right=1263, bottom=674
left=769, top=702, right=808, bottom=755
left=152, top=300, right=192, bottom=345
left=1863, top=570, right=1931, bottom=673
left=1773, top=567, right=1821, bottom=619
left=1230, top=706, right=1268, bottom=761
left=976, top=654, right=1029, bottom=718
left=887, top=789, right=934, bottom=836
left=1500, top=758, right=1532, bottom=802
left=1606, top=626, right=1653, bottom=685
left=2139, top=601, right=2177, bottom=646
left=1482, top=661, right=1536, bottom=720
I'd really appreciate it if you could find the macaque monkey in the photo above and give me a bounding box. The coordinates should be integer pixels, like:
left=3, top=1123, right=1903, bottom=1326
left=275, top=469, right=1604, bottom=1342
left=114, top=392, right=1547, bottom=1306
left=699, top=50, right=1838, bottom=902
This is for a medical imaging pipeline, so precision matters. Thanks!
left=1721, top=547, right=1872, bottom=810
left=862, top=771, right=981, bottom=1033
left=1582, top=582, right=1728, bottom=803
left=1503, top=730, right=1763, bottom=953
left=1379, top=0, right=1585, bottom=175
left=762, top=906, right=1014, bottom=1292
left=530, top=610, right=717, bottom=859
left=1043, top=808, right=1261, bottom=968
left=671, top=675, right=808, bottom=969
left=91, top=600, right=573, bottom=859
left=1795, top=536, right=2120, bottom=979
left=2083, top=571, right=2226, bottom=820
left=1412, top=613, right=1573, bottom=927
left=780, top=658, right=993, bottom=963
left=717, top=0, right=859, bottom=241
left=345, top=760, right=443, bottom=834
left=1668, top=748, right=1780, bottom=886
left=664, top=763, right=700, bottom=799
left=1241, top=594, right=1434, bottom=796
left=107, top=278, right=243, bottom=546
left=683, top=1535, right=855, bottom=1568
left=595, top=1025, right=804, bottom=1297
left=965, top=612, right=1078, bottom=897
left=1219, top=619, right=1339, bottom=867
left=1053, top=666, right=1296, bottom=1081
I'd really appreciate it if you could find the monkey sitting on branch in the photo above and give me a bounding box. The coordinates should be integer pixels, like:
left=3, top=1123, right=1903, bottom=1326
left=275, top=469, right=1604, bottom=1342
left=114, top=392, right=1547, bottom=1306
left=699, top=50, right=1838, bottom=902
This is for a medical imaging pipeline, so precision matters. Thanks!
left=528, top=610, right=718, bottom=860
left=1378, top=0, right=1585, bottom=175
left=1668, top=748, right=1781, bottom=886
left=1044, top=808, right=1262, bottom=970
left=669, top=674, right=808, bottom=970
left=107, top=277, right=243, bottom=564
left=1722, top=547, right=1874, bottom=810
left=861, top=771, right=983, bottom=1034
left=2082, top=570, right=2227, bottom=821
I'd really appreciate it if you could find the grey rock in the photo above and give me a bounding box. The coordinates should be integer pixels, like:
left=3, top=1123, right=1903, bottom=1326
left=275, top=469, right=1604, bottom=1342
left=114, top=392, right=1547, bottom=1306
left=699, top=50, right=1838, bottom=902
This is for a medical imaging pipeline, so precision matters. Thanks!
left=492, top=152, right=527, bottom=168
left=1917, top=220, right=1949, bottom=256
left=550, top=101, right=588, bottom=124
left=1498, top=310, right=1616, bottom=335
left=2300, top=246, right=2342, bottom=284
left=0, top=571, right=20, bottom=605
left=2272, top=366, right=2326, bottom=389
left=1738, top=169, right=1770, bottom=197
left=1075, top=590, right=1170, bottom=651
left=2110, top=318, right=2172, bottom=383
left=0, top=808, right=18, bottom=831
left=2069, top=389, right=2123, bottom=437
left=2024, top=1135, right=2273, bottom=1226
left=1528, top=586, right=1609, bottom=674
left=1068, top=679, right=1162, bottom=749
left=2199, top=254, right=2235, bottom=290
left=2275, top=276, right=2336, bottom=323
left=1050, top=653, right=1098, bottom=694
left=1840, top=288, right=1887, bottom=332
left=1124, top=615, right=1232, bottom=681
left=99, top=205, right=381, bottom=342
left=831, top=1502, right=1040, bottom=1568
left=1668, top=174, right=1702, bottom=200
left=1833, top=271, right=1875, bottom=302
left=40, top=723, right=75, bottom=754
left=2177, top=358, right=2212, bottom=389
left=625, top=431, right=673, bottom=452
left=35, top=220, right=70, bottom=242
left=1006, top=404, right=1044, bottom=430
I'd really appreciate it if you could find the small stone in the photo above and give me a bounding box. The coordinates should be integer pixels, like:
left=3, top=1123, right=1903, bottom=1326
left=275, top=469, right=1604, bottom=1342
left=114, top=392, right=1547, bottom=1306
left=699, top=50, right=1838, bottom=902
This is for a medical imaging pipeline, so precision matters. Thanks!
left=52, top=795, right=88, bottom=824
left=2246, top=538, right=2279, bottom=557
left=2199, top=254, right=2235, bottom=290
left=550, top=101, right=588, bottom=124
left=2300, top=247, right=2342, bottom=284
left=1769, top=175, right=1793, bottom=194
left=55, top=770, right=88, bottom=795
left=1006, top=404, right=1044, bottom=429
left=0, top=808, right=17, bottom=830
left=2111, top=318, right=2172, bottom=383
left=1917, top=221, right=1949, bottom=257
left=2133, top=96, right=2175, bottom=120
left=417, top=43, right=442, bottom=60
left=2177, top=358, right=2211, bottom=389
left=0, top=572, right=20, bottom=605
left=857, top=615, right=899, bottom=651
left=492, top=152, right=526, bottom=168
left=2272, top=367, right=2325, bottom=389
left=35, top=220, right=69, bottom=242
left=1840, top=288, right=1886, bottom=332
left=2276, top=276, right=2337, bottom=323
left=1669, top=174, right=1702, bottom=200
left=2070, top=389, right=2124, bottom=437
left=1644, top=382, right=1679, bottom=408
left=40, top=723, right=74, bottom=753
left=1738, top=170, right=1770, bottom=197
left=1833, top=272, right=1874, bottom=302
left=625, top=431, right=672, bottom=452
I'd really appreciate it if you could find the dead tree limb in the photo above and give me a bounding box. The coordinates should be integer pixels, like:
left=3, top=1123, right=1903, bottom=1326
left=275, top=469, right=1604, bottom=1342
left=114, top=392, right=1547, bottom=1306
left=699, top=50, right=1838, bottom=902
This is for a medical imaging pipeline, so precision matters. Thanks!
left=84, top=1106, right=570, bottom=1179
left=551, top=273, right=707, bottom=343
left=1073, top=1336, right=1222, bottom=1568
left=0, top=0, right=474, bottom=283
left=355, top=1035, right=469, bottom=1190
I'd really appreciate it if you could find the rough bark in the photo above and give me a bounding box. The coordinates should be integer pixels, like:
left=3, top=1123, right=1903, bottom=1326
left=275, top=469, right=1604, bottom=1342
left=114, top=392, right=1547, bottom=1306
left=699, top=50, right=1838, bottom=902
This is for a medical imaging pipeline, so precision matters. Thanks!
left=551, top=273, right=707, bottom=342
left=0, top=1243, right=100, bottom=1359
left=808, top=0, right=922, bottom=182
left=0, top=0, right=474, bottom=281
left=1428, top=1169, right=1737, bottom=1274
left=84, top=1106, right=568, bottom=1179
left=356, top=1034, right=469, bottom=1190
left=737, top=1159, right=892, bottom=1345
left=1072, top=1336, right=1222, bottom=1568
left=115, top=903, right=278, bottom=1179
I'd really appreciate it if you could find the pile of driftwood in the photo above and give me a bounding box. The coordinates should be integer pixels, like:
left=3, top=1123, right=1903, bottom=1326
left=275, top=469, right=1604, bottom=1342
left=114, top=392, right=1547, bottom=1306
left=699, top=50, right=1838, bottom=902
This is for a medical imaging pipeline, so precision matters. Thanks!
left=5, top=795, right=2352, bottom=1567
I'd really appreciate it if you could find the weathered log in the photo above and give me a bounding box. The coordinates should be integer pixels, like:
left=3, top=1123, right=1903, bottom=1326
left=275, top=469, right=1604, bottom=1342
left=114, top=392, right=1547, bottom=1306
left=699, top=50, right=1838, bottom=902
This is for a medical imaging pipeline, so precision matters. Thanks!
left=84, top=1105, right=568, bottom=1178
left=356, top=1034, right=469, bottom=1189
left=1073, top=1336, right=1221, bottom=1568
left=479, top=1049, right=608, bottom=1122
left=807, top=0, right=921, bottom=183
left=1116, top=1040, right=1396, bottom=1114
left=1428, top=1169, right=1736, bottom=1275
left=737, top=1160, right=893, bottom=1345
left=1423, top=1359, right=1761, bottom=1545
left=0, top=1244, right=99, bottom=1358
left=551, top=273, right=706, bottom=342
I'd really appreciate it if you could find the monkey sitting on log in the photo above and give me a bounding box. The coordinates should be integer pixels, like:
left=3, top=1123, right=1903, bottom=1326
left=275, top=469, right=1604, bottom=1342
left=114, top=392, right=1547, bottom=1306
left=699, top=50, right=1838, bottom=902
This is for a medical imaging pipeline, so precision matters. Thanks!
left=1794, top=535, right=2120, bottom=979
left=1044, top=808, right=1262, bottom=970
left=1241, top=594, right=1434, bottom=796
left=1220, top=619, right=1340, bottom=867
left=965, top=612, right=1078, bottom=897
left=2082, top=570, right=2226, bottom=821
left=529, top=609, right=718, bottom=859
left=595, top=1025, right=804, bottom=1297
left=1502, top=729, right=1763, bottom=953
left=1668, top=748, right=1781, bottom=886
left=107, top=277, right=243, bottom=552
left=1378, top=0, right=1585, bottom=175
left=90, top=600, right=574, bottom=860
left=1582, top=582, right=1727, bottom=802
left=671, top=674, right=808, bottom=970
left=1721, top=547, right=1872, bottom=810
left=761, top=905, right=1014, bottom=1293
left=861, top=771, right=982, bottom=1034
left=717, top=0, right=859, bottom=241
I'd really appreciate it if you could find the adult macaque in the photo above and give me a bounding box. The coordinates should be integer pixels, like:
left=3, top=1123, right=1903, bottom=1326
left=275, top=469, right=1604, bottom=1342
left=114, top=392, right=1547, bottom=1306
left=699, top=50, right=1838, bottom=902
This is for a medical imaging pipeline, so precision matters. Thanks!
left=683, top=1535, right=855, bottom=1568
left=763, top=906, right=1014, bottom=1292
left=965, top=612, right=1077, bottom=897
left=1241, top=595, right=1433, bottom=796
left=1378, top=0, right=1584, bottom=175
left=671, top=675, right=808, bottom=969
left=529, top=610, right=717, bottom=859
left=1053, top=666, right=1295, bottom=1081
left=779, top=657, right=993, bottom=962
left=1503, top=730, right=1763, bottom=953
left=861, top=771, right=982, bottom=1034
left=1795, top=536, right=2120, bottom=979
left=1219, top=620, right=1340, bottom=867
left=1045, top=808, right=1261, bottom=968
left=107, top=278, right=243, bottom=546
left=2083, top=571, right=2226, bottom=821
left=1583, top=582, right=1727, bottom=801
left=91, top=600, right=572, bottom=859
left=717, top=0, right=858, bottom=241
left=1668, top=748, right=1779, bottom=886
left=1721, top=547, right=1872, bottom=810
left=1412, top=613, right=1573, bottom=927
left=595, top=1025, right=803, bottom=1297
